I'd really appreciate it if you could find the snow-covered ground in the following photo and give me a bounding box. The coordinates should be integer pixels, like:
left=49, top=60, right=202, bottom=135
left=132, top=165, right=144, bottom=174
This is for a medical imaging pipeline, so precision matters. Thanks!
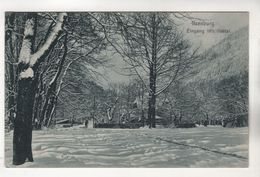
left=5, top=126, right=248, bottom=168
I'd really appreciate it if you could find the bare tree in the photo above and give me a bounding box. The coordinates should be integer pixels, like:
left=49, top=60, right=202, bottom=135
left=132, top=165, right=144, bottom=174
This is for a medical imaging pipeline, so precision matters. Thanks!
left=12, top=12, right=66, bottom=165
left=108, top=13, right=198, bottom=128
left=30, top=12, right=107, bottom=129
left=51, top=13, right=108, bottom=126
left=5, top=13, right=26, bottom=129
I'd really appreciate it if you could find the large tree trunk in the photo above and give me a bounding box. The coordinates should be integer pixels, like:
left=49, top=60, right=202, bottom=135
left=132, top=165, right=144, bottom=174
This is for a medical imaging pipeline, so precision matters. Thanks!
left=148, top=93, right=156, bottom=128
left=147, top=13, right=157, bottom=128
left=13, top=76, right=36, bottom=165
left=148, top=75, right=156, bottom=128
left=12, top=12, right=66, bottom=165
left=148, top=62, right=156, bottom=128
left=13, top=12, right=37, bottom=165
left=31, top=74, right=43, bottom=129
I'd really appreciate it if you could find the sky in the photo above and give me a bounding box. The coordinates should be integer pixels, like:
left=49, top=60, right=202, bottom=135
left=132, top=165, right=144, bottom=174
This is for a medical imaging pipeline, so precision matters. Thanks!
left=98, top=12, right=249, bottom=87
left=179, top=12, right=248, bottom=49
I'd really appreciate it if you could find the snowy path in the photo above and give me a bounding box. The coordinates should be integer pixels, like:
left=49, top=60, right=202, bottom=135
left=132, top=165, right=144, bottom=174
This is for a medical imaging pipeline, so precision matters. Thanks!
left=5, top=126, right=248, bottom=168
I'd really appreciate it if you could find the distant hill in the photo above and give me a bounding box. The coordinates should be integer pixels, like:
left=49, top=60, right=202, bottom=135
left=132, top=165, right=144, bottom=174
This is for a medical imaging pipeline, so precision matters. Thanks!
left=187, top=26, right=248, bottom=83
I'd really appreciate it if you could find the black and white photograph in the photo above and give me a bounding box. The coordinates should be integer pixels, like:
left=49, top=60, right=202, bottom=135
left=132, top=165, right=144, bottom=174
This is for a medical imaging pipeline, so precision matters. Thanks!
left=3, top=11, right=250, bottom=168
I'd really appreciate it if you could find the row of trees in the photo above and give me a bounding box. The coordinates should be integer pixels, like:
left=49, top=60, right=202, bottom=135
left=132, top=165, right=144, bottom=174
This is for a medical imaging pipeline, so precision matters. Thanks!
left=156, top=74, right=248, bottom=127
left=6, top=12, right=198, bottom=165
left=156, top=28, right=249, bottom=126
left=56, top=13, right=200, bottom=128
left=104, top=13, right=199, bottom=127
left=5, top=12, right=248, bottom=166
left=5, top=12, right=109, bottom=165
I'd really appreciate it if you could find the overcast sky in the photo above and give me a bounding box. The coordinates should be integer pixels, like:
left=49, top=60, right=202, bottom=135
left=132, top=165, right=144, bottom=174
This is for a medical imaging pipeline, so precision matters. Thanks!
left=180, top=12, right=248, bottom=49
left=98, top=12, right=249, bottom=87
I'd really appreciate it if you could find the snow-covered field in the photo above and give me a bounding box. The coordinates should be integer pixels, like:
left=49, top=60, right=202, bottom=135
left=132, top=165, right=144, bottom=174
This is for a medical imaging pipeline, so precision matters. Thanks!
left=5, top=126, right=248, bottom=168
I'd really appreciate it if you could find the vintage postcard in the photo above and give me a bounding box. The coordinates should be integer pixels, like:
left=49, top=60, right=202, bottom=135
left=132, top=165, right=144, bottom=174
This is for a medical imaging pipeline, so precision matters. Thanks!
left=4, top=11, right=249, bottom=168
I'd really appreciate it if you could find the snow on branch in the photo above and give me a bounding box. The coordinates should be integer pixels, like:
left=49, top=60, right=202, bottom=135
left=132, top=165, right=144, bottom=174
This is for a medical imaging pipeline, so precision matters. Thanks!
left=18, top=18, right=35, bottom=64
left=18, top=13, right=67, bottom=80
left=30, top=13, right=67, bottom=67
left=19, top=68, right=34, bottom=79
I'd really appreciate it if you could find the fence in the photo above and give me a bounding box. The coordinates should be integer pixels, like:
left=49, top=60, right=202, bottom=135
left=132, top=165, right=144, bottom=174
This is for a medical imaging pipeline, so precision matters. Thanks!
left=94, top=123, right=144, bottom=129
